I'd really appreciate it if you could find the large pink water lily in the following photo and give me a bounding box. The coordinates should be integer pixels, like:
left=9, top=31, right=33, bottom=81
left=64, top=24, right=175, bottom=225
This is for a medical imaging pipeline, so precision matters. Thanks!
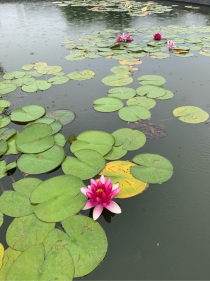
left=153, top=32, right=163, bottom=40
left=116, top=33, right=133, bottom=43
left=81, top=175, right=121, bottom=220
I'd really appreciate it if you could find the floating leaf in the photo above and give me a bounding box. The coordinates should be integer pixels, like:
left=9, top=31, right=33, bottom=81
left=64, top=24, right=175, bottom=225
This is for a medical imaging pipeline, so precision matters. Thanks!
left=13, top=178, right=42, bottom=198
left=112, top=128, right=146, bottom=150
left=100, top=161, right=148, bottom=198
left=6, top=244, right=45, bottom=280
left=13, top=77, right=35, bottom=87
left=93, top=97, right=123, bottom=112
left=16, top=123, right=54, bottom=153
left=0, top=243, right=4, bottom=269
left=62, top=215, right=108, bottom=277
left=0, top=191, right=34, bottom=217
left=32, top=117, right=62, bottom=135
left=0, top=100, right=11, bottom=109
left=54, top=133, right=66, bottom=147
left=137, top=75, right=166, bottom=85
left=30, top=175, right=86, bottom=222
left=0, top=140, right=7, bottom=156
left=0, top=82, right=17, bottom=96
left=131, top=153, right=173, bottom=183
left=17, top=144, right=65, bottom=174
left=3, top=71, right=25, bottom=80
left=6, top=214, right=55, bottom=251
left=136, top=85, right=166, bottom=98
left=104, top=145, right=127, bottom=160
left=67, top=70, right=95, bottom=80
left=102, top=74, right=133, bottom=86
left=47, top=76, right=69, bottom=85
left=118, top=105, right=151, bottom=122
left=173, top=106, right=209, bottom=124
left=45, top=109, right=75, bottom=125
left=126, top=96, right=156, bottom=108
left=0, top=212, right=3, bottom=227
left=0, top=115, right=10, bottom=128
left=0, top=160, right=16, bottom=179
left=62, top=149, right=105, bottom=180
left=0, top=128, right=16, bottom=141
left=22, top=80, right=52, bottom=92
left=157, top=89, right=174, bottom=100
left=0, top=248, right=21, bottom=280
left=70, top=130, right=114, bottom=155
left=108, top=87, right=136, bottom=99
left=39, top=245, right=74, bottom=281
left=11, top=105, right=45, bottom=123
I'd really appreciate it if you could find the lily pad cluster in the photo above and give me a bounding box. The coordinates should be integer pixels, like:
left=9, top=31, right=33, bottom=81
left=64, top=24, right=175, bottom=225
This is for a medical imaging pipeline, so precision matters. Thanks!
left=0, top=62, right=95, bottom=96
left=53, top=0, right=173, bottom=16
left=61, top=25, right=210, bottom=63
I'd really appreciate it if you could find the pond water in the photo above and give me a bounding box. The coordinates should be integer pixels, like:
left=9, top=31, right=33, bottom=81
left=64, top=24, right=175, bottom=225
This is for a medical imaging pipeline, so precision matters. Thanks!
left=1, top=0, right=210, bottom=280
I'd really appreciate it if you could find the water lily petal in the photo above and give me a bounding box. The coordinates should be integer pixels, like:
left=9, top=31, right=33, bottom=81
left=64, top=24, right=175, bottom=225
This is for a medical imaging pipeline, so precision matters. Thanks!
left=100, top=175, right=106, bottom=184
left=82, top=199, right=97, bottom=210
left=105, top=201, right=121, bottom=214
left=93, top=204, right=104, bottom=220
left=80, top=187, right=90, bottom=196
left=112, top=183, right=119, bottom=190
left=110, top=187, right=121, bottom=199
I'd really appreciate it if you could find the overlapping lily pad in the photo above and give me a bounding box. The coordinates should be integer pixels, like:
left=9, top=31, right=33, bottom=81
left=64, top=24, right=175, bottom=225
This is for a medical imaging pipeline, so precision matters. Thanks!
left=11, top=105, right=45, bottom=123
left=108, top=87, right=136, bottom=99
left=45, top=109, right=75, bottom=125
left=22, top=80, right=52, bottom=93
left=118, top=105, right=151, bottom=122
left=93, top=97, right=123, bottom=112
left=0, top=160, right=16, bottom=179
left=102, top=74, right=133, bottom=86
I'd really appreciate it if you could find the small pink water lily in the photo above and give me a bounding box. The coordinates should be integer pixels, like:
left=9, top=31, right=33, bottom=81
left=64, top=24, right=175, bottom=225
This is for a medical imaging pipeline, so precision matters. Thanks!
left=167, top=40, right=176, bottom=49
left=116, top=33, right=133, bottom=42
left=153, top=32, right=163, bottom=40
left=80, top=175, right=121, bottom=220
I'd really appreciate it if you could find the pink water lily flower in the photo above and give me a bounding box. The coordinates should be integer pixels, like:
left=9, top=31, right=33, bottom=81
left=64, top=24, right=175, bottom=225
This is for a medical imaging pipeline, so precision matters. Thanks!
left=167, top=40, right=176, bottom=49
left=81, top=175, right=121, bottom=220
left=153, top=32, right=163, bottom=40
left=116, top=33, right=133, bottom=43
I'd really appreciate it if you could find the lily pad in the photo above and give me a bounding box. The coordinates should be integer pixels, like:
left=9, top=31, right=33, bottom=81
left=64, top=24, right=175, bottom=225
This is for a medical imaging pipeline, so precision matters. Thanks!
left=0, top=140, right=8, bottom=155
left=13, top=178, right=42, bottom=198
left=6, top=214, right=55, bottom=251
left=67, top=70, right=95, bottom=80
left=93, top=97, right=123, bottom=112
left=112, top=128, right=146, bottom=150
left=100, top=161, right=148, bottom=198
left=11, top=105, right=45, bottom=123
left=131, top=153, right=173, bottom=184
left=16, top=123, right=54, bottom=153
left=137, top=75, right=166, bottom=85
left=70, top=130, right=114, bottom=156
left=45, top=109, right=75, bottom=125
left=0, top=115, right=11, bottom=128
left=62, top=215, right=108, bottom=277
left=5, top=244, right=45, bottom=280
left=22, top=80, right=52, bottom=93
left=30, top=175, right=86, bottom=222
left=3, top=71, right=25, bottom=80
left=102, top=74, right=133, bottom=86
left=17, top=144, right=65, bottom=174
left=0, top=212, right=3, bottom=227
left=108, top=87, right=136, bottom=99
left=118, top=105, right=151, bottom=122
left=126, top=96, right=156, bottom=108
left=173, top=106, right=209, bottom=123
left=104, top=145, right=127, bottom=160
left=0, top=160, right=16, bottom=179
left=0, top=100, right=11, bottom=109
left=32, top=117, right=62, bottom=135
left=48, top=76, right=69, bottom=85
left=0, top=248, right=21, bottom=280
left=0, top=82, right=17, bottom=96
left=62, top=149, right=106, bottom=180
left=136, top=85, right=166, bottom=98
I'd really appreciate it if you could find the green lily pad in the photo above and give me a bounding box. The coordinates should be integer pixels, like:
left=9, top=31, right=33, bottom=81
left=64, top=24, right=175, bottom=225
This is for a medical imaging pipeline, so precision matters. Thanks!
left=0, top=248, right=21, bottom=280
left=11, top=105, right=45, bottom=123
left=102, top=74, right=133, bottom=86
left=108, top=87, right=136, bottom=99
left=67, top=70, right=95, bottom=80
left=118, top=105, right=151, bottom=122
left=22, top=80, right=52, bottom=93
left=3, top=71, right=25, bottom=80
left=62, top=149, right=106, bottom=180
left=17, top=144, right=65, bottom=174
left=70, top=130, right=114, bottom=155
left=126, top=96, right=156, bottom=108
left=104, top=145, right=127, bottom=160
left=136, top=85, right=166, bottom=98
left=0, top=190, right=34, bottom=217
left=110, top=65, right=131, bottom=75
left=0, top=99, right=11, bottom=109
left=112, top=128, right=146, bottom=150
left=47, top=76, right=69, bottom=85
left=4, top=133, right=20, bottom=155
left=157, top=89, right=174, bottom=100
left=30, top=175, right=86, bottom=222
left=0, top=82, right=17, bottom=96
left=13, top=178, right=42, bottom=198
left=54, top=133, right=66, bottom=147
left=62, top=215, right=108, bottom=277
left=6, top=214, right=55, bottom=251
left=13, top=77, right=35, bottom=87
left=0, top=115, right=11, bottom=128
left=0, top=212, right=3, bottom=227
left=33, top=117, right=62, bottom=135
left=16, top=123, right=54, bottom=153
left=131, top=153, right=173, bottom=183
left=45, top=109, right=75, bottom=125
left=0, top=140, right=8, bottom=155
left=137, top=75, right=166, bottom=85
left=0, top=160, right=16, bottom=179
left=173, top=106, right=209, bottom=123
left=5, top=244, right=45, bottom=280
left=93, top=97, right=123, bottom=112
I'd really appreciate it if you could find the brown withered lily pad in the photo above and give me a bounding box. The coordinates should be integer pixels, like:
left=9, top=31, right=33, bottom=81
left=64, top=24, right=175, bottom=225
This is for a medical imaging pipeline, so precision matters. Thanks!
left=128, top=121, right=167, bottom=139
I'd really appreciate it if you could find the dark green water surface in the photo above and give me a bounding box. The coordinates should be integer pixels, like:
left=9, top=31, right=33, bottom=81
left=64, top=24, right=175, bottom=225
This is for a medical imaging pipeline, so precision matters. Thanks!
left=1, top=1, right=210, bottom=280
